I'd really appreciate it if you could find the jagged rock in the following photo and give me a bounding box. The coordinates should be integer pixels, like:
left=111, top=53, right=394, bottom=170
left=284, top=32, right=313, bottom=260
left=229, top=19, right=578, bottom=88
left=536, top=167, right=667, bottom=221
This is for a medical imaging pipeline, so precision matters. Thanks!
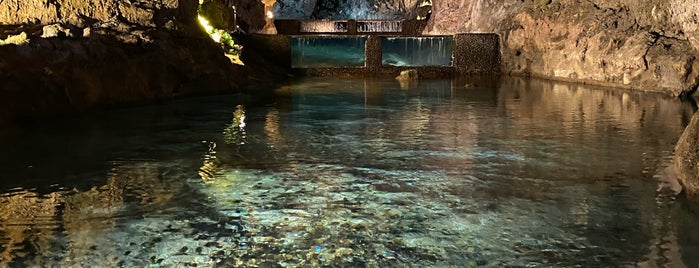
left=0, top=0, right=60, bottom=24
left=199, top=0, right=237, bottom=30
left=425, top=0, right=699, bottom=96
left=41, top=24, right=69, bottom=38
left=675, top=112, right=699, bottom=201
left=273, top=0, right=317, bottom=19
left=272, top=0, right=424, bottom=19
left=229, top=0, right=266, bottom=33
left=395, top=69, right=419, bottom=81
left=0, top=0, right=199, bottom=30
left=0, top=0, right=257, bottom=127
left=0, top=32, right=28, bottom=45
left=118, top=2, right=156, bottom=27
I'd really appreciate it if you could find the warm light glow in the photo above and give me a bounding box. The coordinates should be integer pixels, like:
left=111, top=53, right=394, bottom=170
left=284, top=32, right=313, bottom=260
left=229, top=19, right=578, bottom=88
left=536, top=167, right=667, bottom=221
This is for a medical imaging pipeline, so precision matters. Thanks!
left=197, top=14, right=244, bottom=65
left=0, top=32, right=29, bottom=46
left=199, top=142, right=218, bottom=184
left=264, top=109, right=281, bottom=146
left=236, top=105, right=247, bottom=129
left=211, top=31, right=221, bottom=43
left=223, top=105, right=247, bottom=145
left=266, top=10, right=274, bottom=19
left=197, top=15, right=214, bottom=34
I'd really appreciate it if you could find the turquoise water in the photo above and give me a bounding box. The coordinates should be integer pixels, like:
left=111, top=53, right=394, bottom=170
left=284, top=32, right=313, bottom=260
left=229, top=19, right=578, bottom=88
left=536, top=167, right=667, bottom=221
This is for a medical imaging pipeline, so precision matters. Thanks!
left=382, top=37, right=453, bottom=67
left=1, top=77, right=698, bottom=267
left=291, top=37, right=366, bottom=68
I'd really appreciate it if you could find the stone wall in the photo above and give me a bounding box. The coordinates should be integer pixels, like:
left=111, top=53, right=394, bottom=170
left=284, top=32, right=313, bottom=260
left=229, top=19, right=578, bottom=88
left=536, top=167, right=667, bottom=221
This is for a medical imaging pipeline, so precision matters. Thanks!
left=426, top=0, right=699, bottom=97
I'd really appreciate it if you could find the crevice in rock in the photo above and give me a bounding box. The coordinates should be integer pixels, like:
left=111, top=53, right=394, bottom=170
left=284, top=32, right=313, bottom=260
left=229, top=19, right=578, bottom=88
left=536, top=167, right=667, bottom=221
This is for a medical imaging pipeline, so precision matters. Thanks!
left=650, top=30, right=687, bottom=43
left=641, top=48, right=650, bottom=71
left=683, top=56, right=696, bottom=82
left=47, top=0, right=62, bottom=20
left=679, top=82, right=698, bottom=101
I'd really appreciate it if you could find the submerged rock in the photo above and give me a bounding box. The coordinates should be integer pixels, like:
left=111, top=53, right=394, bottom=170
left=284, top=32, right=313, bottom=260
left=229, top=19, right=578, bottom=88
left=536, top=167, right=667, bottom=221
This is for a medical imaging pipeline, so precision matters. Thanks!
left=396, top=69, right=420, bottom=81
left=395, top=69, right=420, bottom=89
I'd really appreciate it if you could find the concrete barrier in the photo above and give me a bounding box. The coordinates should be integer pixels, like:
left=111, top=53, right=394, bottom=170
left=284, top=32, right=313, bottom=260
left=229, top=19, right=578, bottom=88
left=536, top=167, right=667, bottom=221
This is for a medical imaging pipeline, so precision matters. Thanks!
left=247, top=20, right=500, bottom=77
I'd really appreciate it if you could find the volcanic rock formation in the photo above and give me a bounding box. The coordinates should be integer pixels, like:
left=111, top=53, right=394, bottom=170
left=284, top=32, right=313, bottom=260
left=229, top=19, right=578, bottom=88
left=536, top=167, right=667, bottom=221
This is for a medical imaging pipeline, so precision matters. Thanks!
left=0, top=0, right=253, bottom=125
left=426, top=0, right=699, bottom=97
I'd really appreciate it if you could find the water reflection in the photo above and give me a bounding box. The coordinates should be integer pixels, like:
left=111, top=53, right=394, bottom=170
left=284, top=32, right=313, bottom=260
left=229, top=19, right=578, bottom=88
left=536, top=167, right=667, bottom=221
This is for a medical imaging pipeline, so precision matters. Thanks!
left=0, top=160, right=217, bottom=266
left=223, top=104, right=247, bottom=145
left=0, top=76, right=698, bottom=267
left=264, top=108, right=282, bottom=146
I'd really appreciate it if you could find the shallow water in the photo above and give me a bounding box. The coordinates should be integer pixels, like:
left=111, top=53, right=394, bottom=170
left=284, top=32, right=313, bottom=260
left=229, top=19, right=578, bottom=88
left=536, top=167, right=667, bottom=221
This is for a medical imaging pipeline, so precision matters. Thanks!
left=1, top=76, right=699, bottom=267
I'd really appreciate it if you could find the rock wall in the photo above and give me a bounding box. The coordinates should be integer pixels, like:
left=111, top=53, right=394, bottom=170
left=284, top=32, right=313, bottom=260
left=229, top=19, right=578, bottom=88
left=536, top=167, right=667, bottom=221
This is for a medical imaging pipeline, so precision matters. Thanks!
left=426, top=0, right=699, bottom=97
left=0, top=0, right=199, bottom=27
left=229, top=0, right=266, bottom=33
left=272, top=0, right=424, bottom=20
left=0, top=0, right=256, bottom=126
left=675, top=111, right=699, bottom=201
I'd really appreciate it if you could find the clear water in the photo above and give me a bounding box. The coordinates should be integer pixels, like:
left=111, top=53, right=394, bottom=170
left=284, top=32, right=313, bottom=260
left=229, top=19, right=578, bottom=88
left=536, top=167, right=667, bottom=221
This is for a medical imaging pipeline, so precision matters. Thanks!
left=382, top=37, right=453, bottom=67
left=291, top=37, right=366, bottom=68
left=1, top=77, right=698, bottom=267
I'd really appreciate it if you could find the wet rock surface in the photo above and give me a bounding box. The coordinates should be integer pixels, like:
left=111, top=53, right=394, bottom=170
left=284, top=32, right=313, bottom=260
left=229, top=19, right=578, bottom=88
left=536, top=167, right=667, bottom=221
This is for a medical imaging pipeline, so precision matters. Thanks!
left=0, top=27, right=246, bottom=126
left=426, top=0, right=699, bottom=97
left=0, top=0, right=276, bottom=127
left=675, top=111, right=699, bottom=201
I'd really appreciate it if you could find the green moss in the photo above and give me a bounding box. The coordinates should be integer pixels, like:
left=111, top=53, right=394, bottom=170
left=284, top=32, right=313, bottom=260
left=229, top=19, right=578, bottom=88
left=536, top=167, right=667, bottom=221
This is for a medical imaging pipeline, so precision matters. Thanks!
left=197, top=1, right=243, bottom=64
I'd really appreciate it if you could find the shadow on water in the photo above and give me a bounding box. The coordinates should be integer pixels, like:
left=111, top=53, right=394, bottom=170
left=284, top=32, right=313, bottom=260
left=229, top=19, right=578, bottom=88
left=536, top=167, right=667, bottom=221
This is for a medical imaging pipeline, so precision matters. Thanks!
left=0, top=76, right=698, bottom=267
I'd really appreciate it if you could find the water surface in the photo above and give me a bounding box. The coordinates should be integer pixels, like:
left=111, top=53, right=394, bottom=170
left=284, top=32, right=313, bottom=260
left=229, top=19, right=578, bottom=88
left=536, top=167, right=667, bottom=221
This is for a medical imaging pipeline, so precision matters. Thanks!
left=1, top=77, right=698, bottom=267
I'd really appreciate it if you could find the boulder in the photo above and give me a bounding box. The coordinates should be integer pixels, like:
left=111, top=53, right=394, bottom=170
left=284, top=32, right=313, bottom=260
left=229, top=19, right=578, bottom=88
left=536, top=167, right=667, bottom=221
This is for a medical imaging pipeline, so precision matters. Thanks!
left=41, top=24, right=70, bottom=38
left=395, top=69, right=419, bottom=81
left=675, top=111, right=699, bottom=200
left=395, top=69, right=419, bottom=89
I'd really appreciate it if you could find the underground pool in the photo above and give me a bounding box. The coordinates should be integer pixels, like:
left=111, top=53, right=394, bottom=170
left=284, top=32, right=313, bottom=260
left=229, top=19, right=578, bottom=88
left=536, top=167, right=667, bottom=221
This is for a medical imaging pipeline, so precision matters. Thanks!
left=1, top=76, right=698, bottom=267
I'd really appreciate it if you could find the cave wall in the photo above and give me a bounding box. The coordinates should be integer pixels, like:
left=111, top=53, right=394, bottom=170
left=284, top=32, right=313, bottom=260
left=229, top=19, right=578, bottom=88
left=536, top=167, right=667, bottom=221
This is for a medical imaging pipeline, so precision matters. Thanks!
left=675, top=111, right=699, bottom=201
left=0, top=0, right=199, bottom=28
left=426, top=0, right=699, bottom=96
left=272, top=0, right=423, bottom=20
left=231, top=0, right=699, bottom=96
left=0, top=0, right=252, bottom=126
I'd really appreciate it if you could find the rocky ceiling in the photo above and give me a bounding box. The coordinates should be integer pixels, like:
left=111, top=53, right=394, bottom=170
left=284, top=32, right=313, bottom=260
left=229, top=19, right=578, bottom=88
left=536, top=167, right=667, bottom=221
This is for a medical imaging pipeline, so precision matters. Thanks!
left=273, top=0, right=431, bottom=20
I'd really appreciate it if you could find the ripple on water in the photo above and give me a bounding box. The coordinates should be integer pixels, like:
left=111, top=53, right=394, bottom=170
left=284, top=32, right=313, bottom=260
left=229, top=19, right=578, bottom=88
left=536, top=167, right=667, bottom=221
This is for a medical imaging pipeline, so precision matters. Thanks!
left=0, top=77, right=697, bottom=267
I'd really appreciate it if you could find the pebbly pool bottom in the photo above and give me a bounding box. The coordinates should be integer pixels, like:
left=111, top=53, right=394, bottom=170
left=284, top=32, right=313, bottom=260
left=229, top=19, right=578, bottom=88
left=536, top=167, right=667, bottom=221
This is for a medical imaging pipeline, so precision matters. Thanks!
left=1, top=77, right=699, bottom=267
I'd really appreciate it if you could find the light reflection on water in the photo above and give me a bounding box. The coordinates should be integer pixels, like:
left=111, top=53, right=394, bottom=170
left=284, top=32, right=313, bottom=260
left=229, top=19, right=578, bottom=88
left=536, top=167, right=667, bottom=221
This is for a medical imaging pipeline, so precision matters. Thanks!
left=0, top=76, right=698, bottom=267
